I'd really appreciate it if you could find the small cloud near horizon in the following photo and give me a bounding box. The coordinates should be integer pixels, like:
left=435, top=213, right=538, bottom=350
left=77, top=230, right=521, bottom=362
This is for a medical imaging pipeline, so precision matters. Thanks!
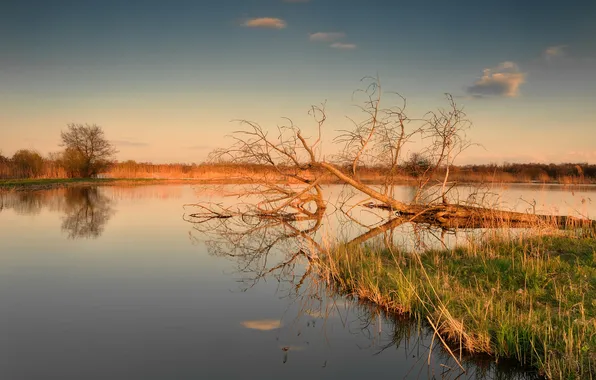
left=543, top=45, right=567, bottom=60
left=309, top=32, right=355, bottom=49
left=243, top=17, right=286, bottom=29
left=309, top=32, right=345, bottom=42
left=330, top=42, right=356, bottom=49
left=111, top=140, right=149, bottom=147
left=466, top=61, right=525, bottom=98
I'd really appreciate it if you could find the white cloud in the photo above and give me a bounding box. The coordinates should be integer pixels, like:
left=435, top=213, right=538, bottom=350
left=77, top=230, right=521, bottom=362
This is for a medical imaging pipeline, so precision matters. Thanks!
left=543, top=45, right=567, bottom=60
left=330, top=42, right=356, bottom=50
left=309, top=32, right=356, bottom=49
left=243, top=18, right=287, bottom=29
left=466, top=61, right=526, bottom=98
left=309, top=32, right=345, bottom=42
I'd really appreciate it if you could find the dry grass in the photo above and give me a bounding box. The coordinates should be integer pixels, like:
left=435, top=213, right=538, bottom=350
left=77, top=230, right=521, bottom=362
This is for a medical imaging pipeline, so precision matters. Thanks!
left=2, top=159, right=594, bottom=184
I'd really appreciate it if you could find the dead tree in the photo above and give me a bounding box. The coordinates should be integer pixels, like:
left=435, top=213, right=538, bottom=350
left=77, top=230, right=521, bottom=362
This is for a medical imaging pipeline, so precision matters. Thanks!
left=201, top=77, right=595, bottom=230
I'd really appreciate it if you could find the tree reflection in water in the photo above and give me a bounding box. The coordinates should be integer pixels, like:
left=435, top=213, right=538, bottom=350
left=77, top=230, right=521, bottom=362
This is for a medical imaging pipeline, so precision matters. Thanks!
left=0, top=187, right=114, bottom=239
left=61, top=187, right=114, bottom=239
left=184, top=186, right=538, bottom=380
left=0, top=190, right=53, bottom=215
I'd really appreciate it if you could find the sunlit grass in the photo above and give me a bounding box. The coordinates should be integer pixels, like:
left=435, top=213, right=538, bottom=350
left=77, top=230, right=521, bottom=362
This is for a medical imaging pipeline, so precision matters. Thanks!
left=317, top=231, right=596, bottom=379
left=0, top=177, right=169, bottom=190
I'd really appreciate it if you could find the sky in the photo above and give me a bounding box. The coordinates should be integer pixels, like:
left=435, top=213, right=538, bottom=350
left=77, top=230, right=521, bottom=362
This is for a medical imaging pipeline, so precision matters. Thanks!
left=1, top=0, right=595, bottom=164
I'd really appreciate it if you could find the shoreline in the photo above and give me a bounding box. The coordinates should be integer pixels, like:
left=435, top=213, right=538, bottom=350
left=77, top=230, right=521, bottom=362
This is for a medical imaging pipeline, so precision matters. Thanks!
left=2, top=177, right=596, bottom=192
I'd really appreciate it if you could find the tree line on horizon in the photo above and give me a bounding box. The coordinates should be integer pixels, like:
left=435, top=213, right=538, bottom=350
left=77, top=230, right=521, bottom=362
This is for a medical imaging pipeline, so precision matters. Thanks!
left=1, top=123, right=118, bottom=179
left=1, top=123, right=595, bottom=183
left=2, top=150, right=595, bottom=184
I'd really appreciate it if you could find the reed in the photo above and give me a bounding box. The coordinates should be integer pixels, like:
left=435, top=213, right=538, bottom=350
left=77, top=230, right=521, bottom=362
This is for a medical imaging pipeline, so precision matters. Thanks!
left=316, top=228, right=596, bottom=379
left=2, top=157, right=595, bottom=184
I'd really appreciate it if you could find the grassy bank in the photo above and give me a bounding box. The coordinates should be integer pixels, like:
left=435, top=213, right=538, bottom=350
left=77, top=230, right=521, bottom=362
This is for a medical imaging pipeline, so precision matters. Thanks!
left=0, top=178, right=160, bottom=191
left=0, top=177, right=270, bottom=191
left=317, top=232, right=596, bottom=379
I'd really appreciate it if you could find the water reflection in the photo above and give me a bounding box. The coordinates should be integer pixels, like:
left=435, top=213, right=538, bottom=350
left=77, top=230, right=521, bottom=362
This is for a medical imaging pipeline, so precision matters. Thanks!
left=0, top=189, right=57, bottom=214
left=241, top=319, right=282, bottom=331
left=0, top=184, right=551, bottom=379
left=0, top=185, right=188, bottom=239
left=0, top=187, right=114, bottom=239
left=185, top=195, right=539, bottom=379
left=60, top=188, right=115, bottom=239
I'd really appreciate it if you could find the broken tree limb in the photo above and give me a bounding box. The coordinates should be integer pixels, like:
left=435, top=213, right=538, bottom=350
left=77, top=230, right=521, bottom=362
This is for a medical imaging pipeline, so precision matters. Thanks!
left=362, top=202, right=596, bottom=229
left=316, top=162, right=595, bottom=230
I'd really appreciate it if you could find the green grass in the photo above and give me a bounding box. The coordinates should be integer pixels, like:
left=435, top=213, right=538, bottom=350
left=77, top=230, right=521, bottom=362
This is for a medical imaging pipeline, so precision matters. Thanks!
left=0, top=178, right=116, bottom=186
left=317, top=232, right=596, bottom=379
left=0, top=177, right=191, bottom=190
left=0, top=176, right=299, bottom=190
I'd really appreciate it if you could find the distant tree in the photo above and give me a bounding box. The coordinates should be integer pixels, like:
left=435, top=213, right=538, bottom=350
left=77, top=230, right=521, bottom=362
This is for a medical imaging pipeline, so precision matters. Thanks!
left=60, top=123, right=117, bottom=178
left=0, top=151, right=9, bottom=166
left=403, top=152, right=431, bottom=178
left=0, top=150, right=10, bottom=179
left=12, top=149, right=44, bottom=178
left=58, top=148, right=87, bottom=178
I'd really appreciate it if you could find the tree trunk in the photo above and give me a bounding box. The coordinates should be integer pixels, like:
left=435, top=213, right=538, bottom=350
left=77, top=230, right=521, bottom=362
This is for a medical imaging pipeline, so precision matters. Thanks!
left=318, top=162, right=596, bottom=230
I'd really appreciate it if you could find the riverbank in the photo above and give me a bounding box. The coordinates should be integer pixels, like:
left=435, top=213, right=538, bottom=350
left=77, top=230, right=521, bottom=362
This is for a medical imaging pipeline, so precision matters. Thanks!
left=0, top=178, right=160, bottom=191
left=3, top=176, right=596, bottom=193
left=316, top=232, right=596, bottom=379
left=0, top=177, right=282, bottom=191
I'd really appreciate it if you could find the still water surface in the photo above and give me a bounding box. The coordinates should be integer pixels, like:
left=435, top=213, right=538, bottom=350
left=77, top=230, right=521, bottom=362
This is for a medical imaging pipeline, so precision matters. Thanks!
left=1, top=184, right=594, bottom=379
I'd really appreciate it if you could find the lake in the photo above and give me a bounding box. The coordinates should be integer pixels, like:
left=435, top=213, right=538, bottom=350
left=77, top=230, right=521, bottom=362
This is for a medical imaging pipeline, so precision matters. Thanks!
left=1, top=183, right=594, bottom=379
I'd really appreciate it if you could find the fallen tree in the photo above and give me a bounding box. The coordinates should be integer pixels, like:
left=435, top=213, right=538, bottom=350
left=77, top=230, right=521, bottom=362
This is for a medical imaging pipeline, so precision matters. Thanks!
left=204, top=77, right=594, bottom=230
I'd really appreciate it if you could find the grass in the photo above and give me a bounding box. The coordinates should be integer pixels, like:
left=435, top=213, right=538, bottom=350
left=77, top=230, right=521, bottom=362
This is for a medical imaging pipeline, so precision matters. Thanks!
left=0, top=177, right=157, bottom=190
left=316, top=231, right=596, bottom=379
left=0, top=177, right=268, bottom=190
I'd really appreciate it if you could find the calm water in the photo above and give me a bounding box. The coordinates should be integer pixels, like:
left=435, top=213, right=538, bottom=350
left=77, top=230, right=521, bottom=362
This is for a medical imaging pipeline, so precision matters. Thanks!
left=1, top=184, right=594, bottom=379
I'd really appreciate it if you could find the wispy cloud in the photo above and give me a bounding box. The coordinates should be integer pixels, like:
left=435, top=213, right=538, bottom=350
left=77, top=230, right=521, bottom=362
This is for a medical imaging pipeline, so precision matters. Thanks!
left=543, top=45, right=567, bottom=60
left=466, top=61, right=526, bottom=98
left=309, top=32, right=345, bottom=42
left=111, top=140, right=149, bottom=147
left=241, top=319, right=282, bottom=331
left=243, top=17, right=286, bottom=29
left=309, top=32, right=356, bottom=49
left=330, top=42, right=356, bottom=50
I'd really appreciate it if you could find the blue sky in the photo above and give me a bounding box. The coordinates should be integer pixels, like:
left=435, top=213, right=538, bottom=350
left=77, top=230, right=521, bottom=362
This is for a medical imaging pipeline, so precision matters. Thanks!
left=1, top=0, right=595, bottom=164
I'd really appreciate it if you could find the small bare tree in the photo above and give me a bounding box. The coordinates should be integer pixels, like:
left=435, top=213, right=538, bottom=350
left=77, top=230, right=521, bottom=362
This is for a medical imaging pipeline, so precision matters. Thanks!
left=334, top=77, right=423, bottom=197
left=413, top=94, right=473, bottom=204
left=60, top=123, right=117, bottom=178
